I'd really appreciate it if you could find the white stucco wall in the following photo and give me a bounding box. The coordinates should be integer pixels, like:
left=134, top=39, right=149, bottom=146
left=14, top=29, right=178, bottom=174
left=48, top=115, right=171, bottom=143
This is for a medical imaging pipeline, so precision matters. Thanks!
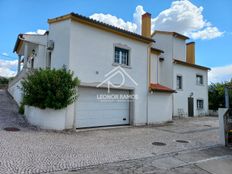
left=25, top=106, right=67, bottom=130
left=64, top=21, right=150, bottom=125
left=33, top=45, right=47, bottom=68
left=23, top=34, right=48, bottom=69
left=151, top=54, right=161, bottom=84
left=173, top=38, right=186, bottom=61
left=152, top=33, right=173, bottom=88
left=49, top=20, right=71, bottom=69
left=8, top=80, right=22, bottom=105
left=173, top=64, right=209, bottom=117
left=148, top=92, right=172, bottom=123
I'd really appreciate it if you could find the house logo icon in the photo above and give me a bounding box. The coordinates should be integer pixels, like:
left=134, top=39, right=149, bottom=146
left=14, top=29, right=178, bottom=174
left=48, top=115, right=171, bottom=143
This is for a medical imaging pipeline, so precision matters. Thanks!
left=97, top=66, right=138, bottom=93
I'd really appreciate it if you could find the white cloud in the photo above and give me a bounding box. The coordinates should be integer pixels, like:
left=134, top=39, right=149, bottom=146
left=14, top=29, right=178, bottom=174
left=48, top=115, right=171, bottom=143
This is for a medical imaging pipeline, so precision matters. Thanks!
left=89, top=0, right=223, bottom=40
left=0, top=59, right=18, bottom=68
left=153, top=0, right=223, bottom=40
left=133, top=5, right=146, bottom=33
left=190, top=27, right=224, bottom=40
left=26, top=29, right=46, bottom=35
left=0, top=59, right=17, bottom=77
left=90, top=13, right=137, bottom=33
left=2, top=52, right=9, bottom=56
left=0, top=67, right=16, bottom=78
left=209, top=64, right=232, bottom=83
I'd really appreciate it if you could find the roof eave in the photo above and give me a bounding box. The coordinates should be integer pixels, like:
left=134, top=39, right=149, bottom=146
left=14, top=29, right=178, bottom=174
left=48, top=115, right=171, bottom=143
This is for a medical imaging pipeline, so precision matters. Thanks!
left=151, top=89, right=176, bottom=93
left=152, top=30, right=189, bottom=40
left=173, top=59, right=211, bottom=71
left=13, top=34, right=23, bottom=53
left=48, top=13, right=155, bottom=44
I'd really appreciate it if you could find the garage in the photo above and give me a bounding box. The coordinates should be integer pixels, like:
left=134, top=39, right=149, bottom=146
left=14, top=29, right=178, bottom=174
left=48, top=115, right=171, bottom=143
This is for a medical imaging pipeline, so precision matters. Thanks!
left=75, top=87, right=130, bottom=128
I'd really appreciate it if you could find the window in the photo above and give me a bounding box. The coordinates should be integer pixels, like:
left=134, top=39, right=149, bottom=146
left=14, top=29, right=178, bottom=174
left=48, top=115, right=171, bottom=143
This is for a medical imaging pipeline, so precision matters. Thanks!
left=196, top=75, right=203, bottom=85
left=197, top=99, right=204, bottom=109
left=176, top=75, right=183, bottom=90
left=114, top=47, right=129, bottom=66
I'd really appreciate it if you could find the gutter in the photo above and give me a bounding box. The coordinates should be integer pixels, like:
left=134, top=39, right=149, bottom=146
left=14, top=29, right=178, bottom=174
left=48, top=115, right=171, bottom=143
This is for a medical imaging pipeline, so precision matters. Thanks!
left=146, top=43, right=153, bottom=125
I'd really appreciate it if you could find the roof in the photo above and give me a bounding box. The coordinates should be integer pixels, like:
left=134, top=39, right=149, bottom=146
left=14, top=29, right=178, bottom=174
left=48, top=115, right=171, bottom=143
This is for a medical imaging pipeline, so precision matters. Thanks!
left=48, top=13, right=155, bottom=44
left=149, top=83, right=176, bottom=93
left=173, top=59, right=211, bottom=71
left=13, top=32, right=49, bottom=53
left=151, top=47, right=164, bottom=55
left=13, top=34, right=23, bottom=53
left=152, top=30, right=189, bottom=40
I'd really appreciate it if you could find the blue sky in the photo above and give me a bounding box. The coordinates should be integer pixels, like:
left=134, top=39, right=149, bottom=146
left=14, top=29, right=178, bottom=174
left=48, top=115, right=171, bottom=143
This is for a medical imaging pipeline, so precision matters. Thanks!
left=0, top=0, right=231, bottom=82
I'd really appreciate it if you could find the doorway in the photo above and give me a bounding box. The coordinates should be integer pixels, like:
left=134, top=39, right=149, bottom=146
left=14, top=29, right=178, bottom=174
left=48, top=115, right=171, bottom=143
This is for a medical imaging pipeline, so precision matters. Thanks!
left=188, top=97, right=194, bottom=117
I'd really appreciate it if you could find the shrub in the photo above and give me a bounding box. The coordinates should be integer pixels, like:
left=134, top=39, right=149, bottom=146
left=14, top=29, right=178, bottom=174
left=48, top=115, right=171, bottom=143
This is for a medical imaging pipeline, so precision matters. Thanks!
left=18, top=103, right=25, bottom=114
left=21, top=68, right=80, bottom=110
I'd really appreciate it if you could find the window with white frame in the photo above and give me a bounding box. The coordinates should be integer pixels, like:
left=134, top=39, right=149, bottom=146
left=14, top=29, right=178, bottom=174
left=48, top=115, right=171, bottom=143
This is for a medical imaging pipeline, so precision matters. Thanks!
left=176, top=75, right=183, bottom=90
left=196, top=75, right=203, bottom=85
left=114, top=47, right=129, bottom=66
left=197, top=99, right=204, bottom=109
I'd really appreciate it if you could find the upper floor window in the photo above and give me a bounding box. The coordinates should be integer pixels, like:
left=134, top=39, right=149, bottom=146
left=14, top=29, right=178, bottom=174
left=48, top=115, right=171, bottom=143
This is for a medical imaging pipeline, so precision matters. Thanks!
left=197, top=99, right=204, bottom=109
left=196, top=75, right=203, bottom=85
left=114, top=47, right=129, bottom=66
left=176, top=75, right=183, bottom=90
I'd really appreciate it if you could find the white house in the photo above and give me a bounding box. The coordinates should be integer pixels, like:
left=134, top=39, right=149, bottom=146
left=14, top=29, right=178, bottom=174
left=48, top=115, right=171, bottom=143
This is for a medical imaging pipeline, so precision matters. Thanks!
left=8, top=12, right=209, bottom=130
left=152, top=31, right=210, bottom=117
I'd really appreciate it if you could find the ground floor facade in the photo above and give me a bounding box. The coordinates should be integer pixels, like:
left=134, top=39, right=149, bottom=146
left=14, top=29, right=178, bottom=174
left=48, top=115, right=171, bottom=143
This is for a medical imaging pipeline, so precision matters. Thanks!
left=8, top=80, right=173, bottom=130
left=0, top=90, right=226, bottom=174
left=173, top=64, right=209, bottom=117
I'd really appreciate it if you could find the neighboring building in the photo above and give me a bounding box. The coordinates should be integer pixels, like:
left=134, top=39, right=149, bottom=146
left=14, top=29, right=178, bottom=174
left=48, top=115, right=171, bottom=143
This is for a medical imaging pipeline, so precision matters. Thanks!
left=152, top=31, right=210, bottom=117
left=8, top=12, right=209, bottom=130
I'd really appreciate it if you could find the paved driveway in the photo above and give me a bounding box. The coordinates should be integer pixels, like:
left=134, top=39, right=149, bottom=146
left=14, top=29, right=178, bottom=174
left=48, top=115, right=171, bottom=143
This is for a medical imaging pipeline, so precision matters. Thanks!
left=0, top=90, right=224, bottom=174
left=0, top=90, right=28, bottom=129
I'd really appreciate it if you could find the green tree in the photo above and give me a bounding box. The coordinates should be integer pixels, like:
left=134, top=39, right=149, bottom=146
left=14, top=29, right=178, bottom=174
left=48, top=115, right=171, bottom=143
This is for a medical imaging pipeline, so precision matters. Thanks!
left=0, top=76, right=9, bottom=85
left=208, top=79, right=232, bottom=110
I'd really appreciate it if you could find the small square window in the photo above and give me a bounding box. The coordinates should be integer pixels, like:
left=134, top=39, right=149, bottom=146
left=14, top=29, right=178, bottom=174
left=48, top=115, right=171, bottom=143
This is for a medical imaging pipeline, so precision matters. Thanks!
left=176, top=75, right=183, bottom=90
left=114, top=47, right=129, bottom=66
left=197, top=99, right=204, bottom=109
left=196, top=75, right=203, bottom=85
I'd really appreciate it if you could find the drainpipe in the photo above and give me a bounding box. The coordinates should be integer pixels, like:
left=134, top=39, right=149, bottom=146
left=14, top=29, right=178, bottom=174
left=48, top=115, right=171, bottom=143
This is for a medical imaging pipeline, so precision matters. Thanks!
left=146, top=43, right=153, bottom=125
left=157, top=55, right=159, bottom=83
left=172, top=36, right=175, bottom=117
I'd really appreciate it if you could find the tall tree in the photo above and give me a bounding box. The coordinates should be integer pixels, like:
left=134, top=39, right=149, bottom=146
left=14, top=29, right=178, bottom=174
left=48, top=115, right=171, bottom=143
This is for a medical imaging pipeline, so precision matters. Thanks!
left=208, top=80, right=232, bottom=110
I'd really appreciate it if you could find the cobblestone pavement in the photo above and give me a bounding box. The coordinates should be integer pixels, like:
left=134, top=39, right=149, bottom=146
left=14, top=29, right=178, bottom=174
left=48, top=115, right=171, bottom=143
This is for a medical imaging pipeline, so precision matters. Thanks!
left=0, top=90, right=223, bottom=174
left=56, top=146, right=232, bottom=174
left=0, top=90, right=31, bottom=130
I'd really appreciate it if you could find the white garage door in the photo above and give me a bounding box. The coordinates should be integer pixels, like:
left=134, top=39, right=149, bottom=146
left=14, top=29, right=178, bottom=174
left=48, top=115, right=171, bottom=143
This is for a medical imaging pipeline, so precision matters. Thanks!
left=75, top=87, right=130, bottom=128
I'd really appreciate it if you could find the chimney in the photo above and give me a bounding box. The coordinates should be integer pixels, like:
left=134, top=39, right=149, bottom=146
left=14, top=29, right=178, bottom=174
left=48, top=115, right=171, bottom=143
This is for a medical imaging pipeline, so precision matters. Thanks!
left=186, top=42, right=195, bottom=64
left=142, top=13, right=151, bottom=38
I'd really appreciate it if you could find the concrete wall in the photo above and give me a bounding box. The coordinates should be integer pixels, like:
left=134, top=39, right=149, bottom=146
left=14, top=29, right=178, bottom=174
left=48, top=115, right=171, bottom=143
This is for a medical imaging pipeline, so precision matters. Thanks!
left=48, top=20, right=71, bottom=69
left=173, top=64, right=208, bottom=117
left=150, top=53, right=161, bottom=84
left=24, top=105, right=74, bottom=130
left=67, top=21, right=149, bottom=125
left=25, top=106, right=66, bottom=130
left=148, top=92, right=172, bottom=123
left=8, top=80, right=22, bottom=105
left=152, top=33, right=173, bottom=88
left=173, top=38, right=186, bottom=61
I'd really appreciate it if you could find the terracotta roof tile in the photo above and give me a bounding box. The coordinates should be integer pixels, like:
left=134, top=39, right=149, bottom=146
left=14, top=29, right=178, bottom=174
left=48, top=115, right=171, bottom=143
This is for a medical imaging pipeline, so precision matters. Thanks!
left=150, top=83, right=176, bottom=93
